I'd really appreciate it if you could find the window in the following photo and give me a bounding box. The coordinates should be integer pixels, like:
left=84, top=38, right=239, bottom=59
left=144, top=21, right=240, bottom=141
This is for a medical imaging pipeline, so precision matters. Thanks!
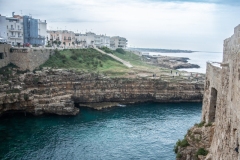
left=7, top=25, right=8, bottom=29
left=0, top=53, right=4, bottom=59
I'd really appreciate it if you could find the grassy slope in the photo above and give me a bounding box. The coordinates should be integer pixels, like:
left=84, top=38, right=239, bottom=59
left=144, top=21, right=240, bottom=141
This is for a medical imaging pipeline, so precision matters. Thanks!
left=40, top=49, right=130, bottom=76
left=112, top=50, right=170, bottom=73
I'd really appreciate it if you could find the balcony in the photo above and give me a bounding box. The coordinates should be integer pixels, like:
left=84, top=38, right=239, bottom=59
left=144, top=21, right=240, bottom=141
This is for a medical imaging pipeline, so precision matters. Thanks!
left=64, top=38, right=71, bottom=41
left=9, top=28, right=22, bottom=32
left=9, top=36, right=23, bottom=39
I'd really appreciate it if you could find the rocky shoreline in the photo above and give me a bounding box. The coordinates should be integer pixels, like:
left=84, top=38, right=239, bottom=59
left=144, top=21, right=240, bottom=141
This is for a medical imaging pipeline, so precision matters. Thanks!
left=0, top=68, right=204, bottom=116
left=143, top=55, right=200, bottom=69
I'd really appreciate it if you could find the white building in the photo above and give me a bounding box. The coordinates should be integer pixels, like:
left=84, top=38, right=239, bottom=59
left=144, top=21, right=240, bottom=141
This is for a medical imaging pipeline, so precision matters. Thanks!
left=110, top=36, right=127, bottom=49
left=75, top=32, right=95, bottom=48
left=94, top=35, right=110, bottom=48
left=0, top=13, right=24, bottom=46
left=0, top=15, right=7, bottom=39
left=38, top=19, right=47, bottom=45
left=75, top=32, right=110, bottom=48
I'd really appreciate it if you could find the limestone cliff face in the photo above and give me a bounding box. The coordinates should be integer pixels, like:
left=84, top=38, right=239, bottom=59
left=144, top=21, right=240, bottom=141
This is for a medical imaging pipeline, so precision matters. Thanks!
left=177, top=24, right=240, bottom=160
left=0, top=69, right=204, bottom=116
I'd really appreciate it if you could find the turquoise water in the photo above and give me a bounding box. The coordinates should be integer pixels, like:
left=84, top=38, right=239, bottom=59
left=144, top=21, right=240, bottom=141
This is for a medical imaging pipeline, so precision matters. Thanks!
left=0, top=102, right=202, bottom=160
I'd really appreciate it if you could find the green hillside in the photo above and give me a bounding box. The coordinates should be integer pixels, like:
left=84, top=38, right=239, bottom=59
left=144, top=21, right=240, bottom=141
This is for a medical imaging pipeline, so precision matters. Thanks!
left=40, top=49, right=129, bottom=76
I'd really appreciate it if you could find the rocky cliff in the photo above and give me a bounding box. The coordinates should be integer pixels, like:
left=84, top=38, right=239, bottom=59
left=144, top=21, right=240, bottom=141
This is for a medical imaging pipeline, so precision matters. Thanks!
left=0, top=68, right=204, bottom=116
left=175, top=24, right=240, bottom=160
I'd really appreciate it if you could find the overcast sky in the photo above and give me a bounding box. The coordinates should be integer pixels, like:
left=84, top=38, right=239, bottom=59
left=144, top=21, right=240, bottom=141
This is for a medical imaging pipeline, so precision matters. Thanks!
left=1, top=0, right=240, bottom=51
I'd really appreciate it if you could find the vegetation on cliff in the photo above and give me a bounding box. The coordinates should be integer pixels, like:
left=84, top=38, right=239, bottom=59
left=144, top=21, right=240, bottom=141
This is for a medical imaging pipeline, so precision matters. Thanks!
left=39, top=49, right=130, bottom=76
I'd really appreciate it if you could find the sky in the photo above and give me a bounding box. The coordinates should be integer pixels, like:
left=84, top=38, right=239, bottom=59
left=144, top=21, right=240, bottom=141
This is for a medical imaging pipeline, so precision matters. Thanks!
left=0, top=0, right=240, bottom=52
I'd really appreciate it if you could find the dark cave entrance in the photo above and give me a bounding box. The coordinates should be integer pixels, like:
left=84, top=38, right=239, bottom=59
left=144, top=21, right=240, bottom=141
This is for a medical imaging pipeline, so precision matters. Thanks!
left=209, top=87, right=217, bottom=122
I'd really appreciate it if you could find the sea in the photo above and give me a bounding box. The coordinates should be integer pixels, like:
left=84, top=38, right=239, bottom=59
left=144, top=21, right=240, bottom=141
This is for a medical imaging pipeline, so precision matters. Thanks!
left=149, top=51, right=223, bottom=73
left=0, top=51, right=213, bottom=160
left=0, top=103, right=202, bottom=160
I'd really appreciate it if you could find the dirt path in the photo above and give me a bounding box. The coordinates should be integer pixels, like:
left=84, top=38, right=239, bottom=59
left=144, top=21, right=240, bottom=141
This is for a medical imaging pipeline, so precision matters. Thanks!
left=94, top=47, right=133, bottom=68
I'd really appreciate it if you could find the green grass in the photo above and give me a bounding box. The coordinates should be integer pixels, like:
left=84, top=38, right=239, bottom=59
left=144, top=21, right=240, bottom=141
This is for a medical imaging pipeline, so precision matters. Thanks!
left=40, top=49, right=129, bottom=76
left=113, top=50, right=157, bottom=68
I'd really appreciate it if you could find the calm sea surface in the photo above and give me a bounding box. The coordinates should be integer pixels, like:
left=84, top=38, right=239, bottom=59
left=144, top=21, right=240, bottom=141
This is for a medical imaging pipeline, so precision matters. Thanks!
left=0, top=102, right=202, bottom=160
left=149, top=51, right=223, bottom=73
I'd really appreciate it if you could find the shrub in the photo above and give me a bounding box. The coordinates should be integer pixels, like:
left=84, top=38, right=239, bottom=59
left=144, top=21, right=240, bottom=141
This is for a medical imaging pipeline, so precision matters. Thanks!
left=176, top=153, right=182, bottom=158
left=24, top=94, right=29, bottom=101
left=6, top=89, right=21, bottom=94
left=116, top=48, right=125, bottom=54
left=70, top=55, right=78, bottom=60
left=174, top=137, right=189, bottom=153
left=33, top=77, right=39, bottom=85
left=205, top=123, right=212, bottom=127
left=62, top=59, right=66, bottom=63
left=100, top=46, right=113, bottom=54
left=196, top=148, right=208, bottom=157
left=195, top=121, right=205, bottom=127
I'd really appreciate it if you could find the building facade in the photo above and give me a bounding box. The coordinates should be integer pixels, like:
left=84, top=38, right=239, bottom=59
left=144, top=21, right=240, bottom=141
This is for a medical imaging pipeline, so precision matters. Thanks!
left=0, top=13, right=24, bottom=46
left=110, top=36, right=127, bottom=49
left=47, top=30, right=75, bottom=47
left=23, top=16, right=47, bottom=46
left=94, top=35, right=110, bottom=48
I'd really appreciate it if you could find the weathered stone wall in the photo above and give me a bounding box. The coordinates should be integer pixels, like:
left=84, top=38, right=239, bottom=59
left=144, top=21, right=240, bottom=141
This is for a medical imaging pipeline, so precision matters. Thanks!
left=9, top=48, right=53, bottom=71
left=0, top=44, right=11, bottom=68
left=197, top=24, right=240, bottom=160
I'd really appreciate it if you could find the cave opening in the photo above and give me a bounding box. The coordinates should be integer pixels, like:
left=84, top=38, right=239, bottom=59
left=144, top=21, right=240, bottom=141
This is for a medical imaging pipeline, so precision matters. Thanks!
left=209, top=87, right=217, bottom=122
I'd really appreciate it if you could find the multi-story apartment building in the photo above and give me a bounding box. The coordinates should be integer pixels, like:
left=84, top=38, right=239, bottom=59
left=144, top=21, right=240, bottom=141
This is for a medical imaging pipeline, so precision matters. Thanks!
left=75, top=32, right=95, bottom=48
left=23, top=16, right=47, bottom=46
left=62, top=30, right=75, bottom=47
left=110, top=36, right=128, bottom=49
left=0, top=15, right=8, bottom=40
left=0, top=13, right=24, bottom=46
left=94, top=35, right=110, bottom=48
left=47, top=30, right=75, bottom=47
left=0, top=13, right=47, bottom=46
left=75, top=32, right=110, bottom=48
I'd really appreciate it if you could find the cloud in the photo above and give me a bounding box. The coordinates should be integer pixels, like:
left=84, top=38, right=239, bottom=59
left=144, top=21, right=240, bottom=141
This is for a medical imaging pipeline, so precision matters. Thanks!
left=0, top=0, right=240, bottom=51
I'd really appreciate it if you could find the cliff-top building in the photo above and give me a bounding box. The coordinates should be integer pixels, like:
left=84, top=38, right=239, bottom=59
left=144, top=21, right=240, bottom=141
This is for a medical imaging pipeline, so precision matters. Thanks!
left=110, top=36, right=128, bottom=49
left=0, top=12, right=47, bottom=46
left=47, top=30, right=75, bottom=47
left=0, top=13, right=24, bottom=46
left=23, top=16, right=47, bottom=46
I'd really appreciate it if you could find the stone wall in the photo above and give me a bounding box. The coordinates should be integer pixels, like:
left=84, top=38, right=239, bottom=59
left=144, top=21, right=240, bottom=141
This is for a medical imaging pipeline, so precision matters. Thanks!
left=191, top=24, right=240, bottom=160
left=176, top=24, right=240, bottom=160
left=9, top=48, right=53, bottom=71
left=0, top=44, right=11, bottom=68
left=0, top=45, right=55, bottom=71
